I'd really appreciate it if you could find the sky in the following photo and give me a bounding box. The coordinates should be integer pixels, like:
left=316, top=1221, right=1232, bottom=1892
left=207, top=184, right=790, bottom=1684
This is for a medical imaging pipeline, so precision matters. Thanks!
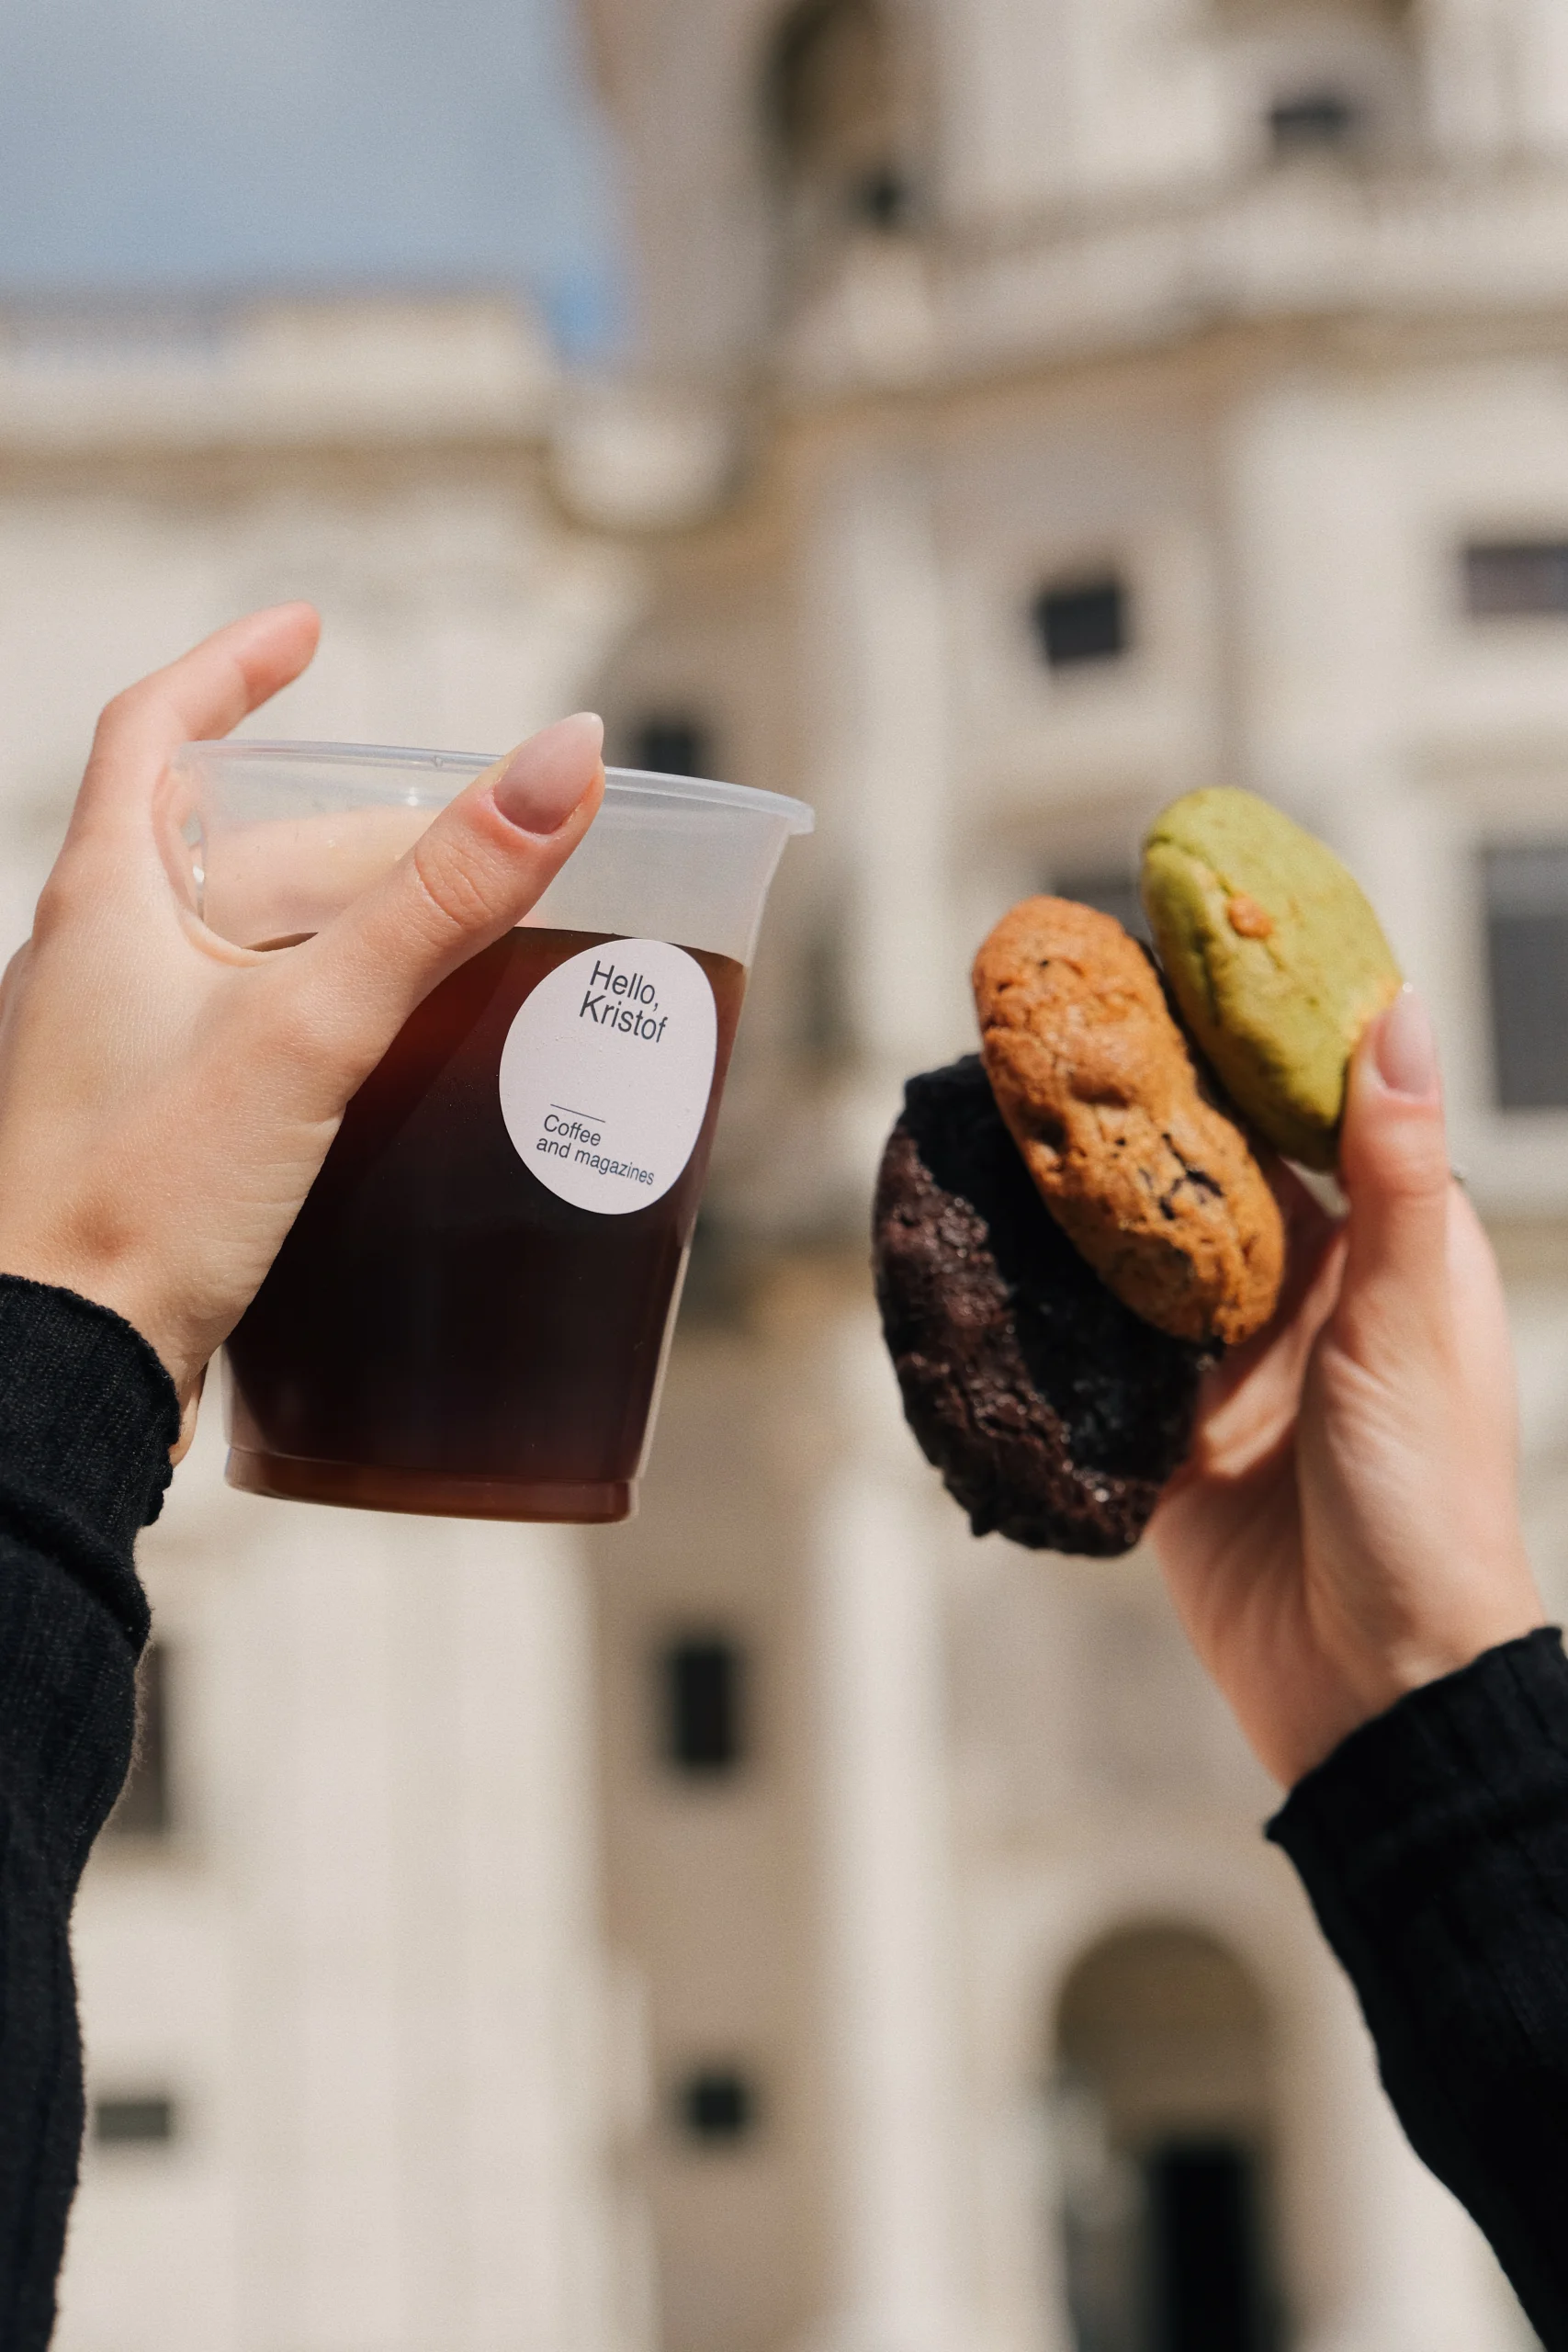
left=0, top=0, right=626, bottom=355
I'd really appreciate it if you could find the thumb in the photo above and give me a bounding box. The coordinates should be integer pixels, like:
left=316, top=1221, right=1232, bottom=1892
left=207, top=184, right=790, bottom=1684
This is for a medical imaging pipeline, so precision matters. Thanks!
left=260, top=712, right=604, bottom=1095
left=1334, top=985, right=1451, bottom=1357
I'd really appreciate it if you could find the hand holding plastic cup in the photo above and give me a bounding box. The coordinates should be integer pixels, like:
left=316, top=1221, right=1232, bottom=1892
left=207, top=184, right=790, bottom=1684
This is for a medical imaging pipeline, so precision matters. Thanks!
left=170, top=741, right=812, bottom=1521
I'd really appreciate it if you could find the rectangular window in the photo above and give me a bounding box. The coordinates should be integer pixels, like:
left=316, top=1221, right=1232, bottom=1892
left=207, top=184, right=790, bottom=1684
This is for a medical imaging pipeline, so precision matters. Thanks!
left=1464, top=541, right=1568, bottom=619
left=1484, top=842, right=1568, bottom=1109
left=632, top=717, right=712, bottom=778
left=1032, top=578, right=1128, bottom=669
left=800, top=917, right=853, bottom=1065
left=675, top=2064, right=761, bottom=2145
left=94, top=2095, right=176, bottom=2147
left=661, top=1635, right=746, bottom=1774
left=105, top=1642, right=170, bottom=1838
left=1269, top=90, right=1359, bottom=155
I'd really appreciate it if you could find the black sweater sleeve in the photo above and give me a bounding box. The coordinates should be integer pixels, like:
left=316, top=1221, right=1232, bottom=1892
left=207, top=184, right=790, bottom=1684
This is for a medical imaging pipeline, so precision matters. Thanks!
left=1269, top=1628, right=1568, bottom=2350
left=0, top=1274, right=175, bottom=2351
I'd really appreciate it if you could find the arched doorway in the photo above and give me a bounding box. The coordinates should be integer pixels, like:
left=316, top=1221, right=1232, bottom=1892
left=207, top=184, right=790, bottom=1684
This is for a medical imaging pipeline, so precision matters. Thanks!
left=1051, top=1924, right=1280, bottom=2352
left=761, top=0, right=914, bottom=245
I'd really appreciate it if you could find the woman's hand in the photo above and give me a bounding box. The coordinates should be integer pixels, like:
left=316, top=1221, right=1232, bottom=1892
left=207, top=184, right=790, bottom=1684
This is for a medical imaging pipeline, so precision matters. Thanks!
left=1150, top=989, right=1548, bottom=1788
left=0, top=605, right=604, bottom=1443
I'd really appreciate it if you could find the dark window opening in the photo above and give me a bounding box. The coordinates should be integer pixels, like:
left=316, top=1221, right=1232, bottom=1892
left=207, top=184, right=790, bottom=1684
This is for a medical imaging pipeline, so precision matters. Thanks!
left=1033, top=578, right=1129, bottom=670
left=801, top=914, right=853, bottom=1064
left=767, top=0, right=894, bottom=178
left=94, top=2095, right=176, bottom=2147
left=1268, top=90, right=1359, bottom=154
left=1465, top=540, right=1568, bottom=619
left=1146, top=2139, right=1269, bottom=2352
left=850, top=164, right=912, bottom=229
left=1052, top=866, right=1149, bottom=945
left=105, top=1642, right=170, bottom=1838
left=632, top=717, right=713, bottom=779
left=661, top=1635, right=747, bottom=1774
left=1484, top=842, right=1568, bottom=1110
left=1063, top=2129, right=1277, bottom=2352
left=765, top=0, right=916, bottom=258
left=681, top=1214, right=752, bottom=1329
left=676, top=2066, right=760, bottom=2144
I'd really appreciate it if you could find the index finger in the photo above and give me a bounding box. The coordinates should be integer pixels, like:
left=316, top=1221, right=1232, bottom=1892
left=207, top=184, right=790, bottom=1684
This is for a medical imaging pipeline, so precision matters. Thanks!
left=68, top=603, right=321, bottom=849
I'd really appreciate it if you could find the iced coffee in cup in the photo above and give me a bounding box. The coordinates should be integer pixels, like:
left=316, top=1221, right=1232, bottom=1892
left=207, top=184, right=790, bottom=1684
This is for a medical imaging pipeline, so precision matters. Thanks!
left=168, top=741, right=813, bottom=1521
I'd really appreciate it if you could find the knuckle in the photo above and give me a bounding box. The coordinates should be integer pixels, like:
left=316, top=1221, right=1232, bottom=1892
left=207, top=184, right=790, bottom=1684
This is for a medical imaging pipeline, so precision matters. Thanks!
left=29, top=865, right=84, bottom=944
left=0, top=947, right=31, bottom=1036
left=252, top=978, right=336, bottom=1074
left=408, top=830, right=502, bottom=943
left=92, top=683, right=145, bottom=745
left=1380, top=1132, right=1452, bottom=1204
left=246, top=964, right=380, bottom=1104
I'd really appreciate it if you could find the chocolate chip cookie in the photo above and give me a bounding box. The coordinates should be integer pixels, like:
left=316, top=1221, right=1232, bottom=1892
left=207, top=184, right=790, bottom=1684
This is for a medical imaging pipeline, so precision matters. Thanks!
left=973, top=897, right=1283, bottom=1348
left=873, top=1057, right=1210, bottom=1555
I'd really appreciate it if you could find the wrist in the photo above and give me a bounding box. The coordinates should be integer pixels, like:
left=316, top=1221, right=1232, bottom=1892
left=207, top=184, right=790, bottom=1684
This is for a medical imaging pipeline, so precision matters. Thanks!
left=1341, top=1589, right=1550, bottom=1744
left=0, top=1242, right=196, bottom=1411
left=0, top=1273, right=180, bottom=1574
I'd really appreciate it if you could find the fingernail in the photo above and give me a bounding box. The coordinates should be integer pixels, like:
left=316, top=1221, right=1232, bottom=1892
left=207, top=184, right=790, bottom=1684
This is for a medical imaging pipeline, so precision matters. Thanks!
left=1374, top=985, right=1440, bottom=1100
left=491, top=713, right=604, bottom=834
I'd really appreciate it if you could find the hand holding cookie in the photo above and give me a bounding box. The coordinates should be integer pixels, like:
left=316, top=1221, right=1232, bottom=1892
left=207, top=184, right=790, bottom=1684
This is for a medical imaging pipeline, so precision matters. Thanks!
left=1149, top=990, right=1545, bottom=1785
left=874, top=784, right=1547, bottom=1773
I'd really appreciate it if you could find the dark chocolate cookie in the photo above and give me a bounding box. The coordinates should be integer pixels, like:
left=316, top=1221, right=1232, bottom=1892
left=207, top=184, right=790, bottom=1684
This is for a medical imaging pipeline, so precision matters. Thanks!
left=873, top=1057, right=1211, bottom=1556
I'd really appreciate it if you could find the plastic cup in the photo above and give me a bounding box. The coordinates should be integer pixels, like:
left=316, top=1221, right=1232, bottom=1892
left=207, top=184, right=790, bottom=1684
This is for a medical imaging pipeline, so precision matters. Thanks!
left=167, top=740, right=813, bottom=1522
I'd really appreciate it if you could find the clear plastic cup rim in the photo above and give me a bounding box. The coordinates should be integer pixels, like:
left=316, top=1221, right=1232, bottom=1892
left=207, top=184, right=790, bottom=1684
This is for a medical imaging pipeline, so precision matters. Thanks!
left=175, top=739, right=815, bottom=834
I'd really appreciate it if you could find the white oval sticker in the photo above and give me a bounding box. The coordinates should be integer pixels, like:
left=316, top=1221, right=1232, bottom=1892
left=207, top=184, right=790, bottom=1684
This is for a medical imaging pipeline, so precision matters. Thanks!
left=498, top=938, right=718, bottom=1216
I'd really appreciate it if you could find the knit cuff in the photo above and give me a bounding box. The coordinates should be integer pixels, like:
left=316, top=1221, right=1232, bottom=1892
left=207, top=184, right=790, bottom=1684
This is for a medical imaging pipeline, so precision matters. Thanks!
left=0, top=1277, right=178, bottom=1651
left=1268, top=1628, right=1568, bottom=1910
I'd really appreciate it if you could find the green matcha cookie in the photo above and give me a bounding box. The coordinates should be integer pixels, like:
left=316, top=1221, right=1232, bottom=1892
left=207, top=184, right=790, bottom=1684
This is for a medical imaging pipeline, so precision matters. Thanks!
left=1141, top=787, right=1402, bottom=1170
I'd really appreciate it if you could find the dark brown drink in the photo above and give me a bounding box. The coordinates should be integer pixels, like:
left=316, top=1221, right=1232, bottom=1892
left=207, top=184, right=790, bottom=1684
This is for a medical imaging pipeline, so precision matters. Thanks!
left=225, top=927, right=746, bottom=1521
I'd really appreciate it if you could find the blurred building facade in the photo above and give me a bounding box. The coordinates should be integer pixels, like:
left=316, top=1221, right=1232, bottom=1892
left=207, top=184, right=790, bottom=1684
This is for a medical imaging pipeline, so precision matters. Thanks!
left=580, top=3, right=1568, bottom=2347
left=6, top=0, right=1568, bottom=2347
